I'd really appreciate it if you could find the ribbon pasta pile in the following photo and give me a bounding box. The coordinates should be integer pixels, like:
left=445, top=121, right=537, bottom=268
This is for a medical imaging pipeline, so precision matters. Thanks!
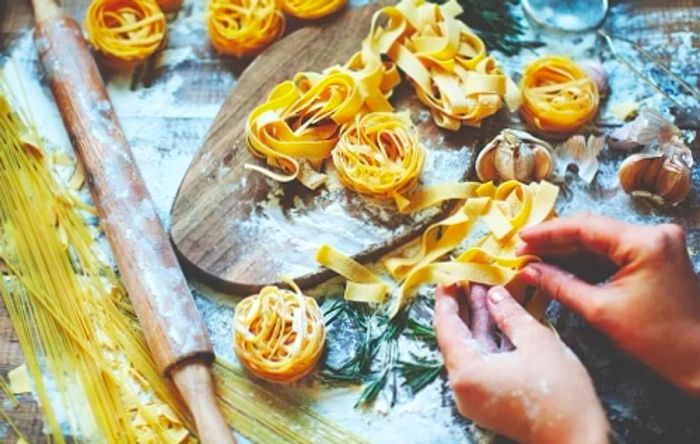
left=317, top=180, right=560, bottom=317
left=85, top=0, right=167, bottom=68
left=234, top=283, right=326, bottom=383
left=520, top=55, right=600, bottom=136
left=207, top=0, right=286, bottom=58
left=245, top=0, right=517, bottom=195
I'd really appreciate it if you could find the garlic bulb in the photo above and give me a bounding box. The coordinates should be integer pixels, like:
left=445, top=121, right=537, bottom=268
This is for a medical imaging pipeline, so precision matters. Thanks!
left=580, top=60, right=609, bottom=97
left=618, top=152, right=691, bottom=206
left=476, top=129, right=554, bottom=183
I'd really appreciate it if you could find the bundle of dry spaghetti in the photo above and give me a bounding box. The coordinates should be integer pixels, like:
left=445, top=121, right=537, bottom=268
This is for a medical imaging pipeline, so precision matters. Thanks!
left=520, top=55, right=600, bottom=136
left=317, top=180, right=560, bottom=317
left=207, top=0, right=286, bottom=58
left=0, top=75, right=366, bottom=444
left=85, top=0, right=167, bottom=68
left=233, top=283, right=325, bottom=383
left=281, top=0, right=347, bottom=20
left=333, top=111, right=425, bottom=209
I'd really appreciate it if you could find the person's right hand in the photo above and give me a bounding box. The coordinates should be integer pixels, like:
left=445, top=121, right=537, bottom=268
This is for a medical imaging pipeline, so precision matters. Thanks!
left=518, top=214, right=700, bottom=395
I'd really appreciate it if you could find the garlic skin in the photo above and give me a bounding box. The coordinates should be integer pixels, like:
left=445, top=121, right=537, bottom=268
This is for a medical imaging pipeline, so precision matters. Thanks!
left=618, top=152, right=691, bottom=206
left=580, top=60, right=609, bottom=98
left=476, top=129, right=554, bottom=183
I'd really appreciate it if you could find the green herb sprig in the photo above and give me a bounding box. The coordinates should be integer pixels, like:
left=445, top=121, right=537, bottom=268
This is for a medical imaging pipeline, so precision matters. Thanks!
left=443, top=0, right=544, bottom=56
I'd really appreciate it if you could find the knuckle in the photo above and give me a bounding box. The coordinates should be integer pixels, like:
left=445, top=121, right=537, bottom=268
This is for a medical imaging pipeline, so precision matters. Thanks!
left=646, top=224, right=685, bottom=254
left=583, top=298, right=605, bottom=322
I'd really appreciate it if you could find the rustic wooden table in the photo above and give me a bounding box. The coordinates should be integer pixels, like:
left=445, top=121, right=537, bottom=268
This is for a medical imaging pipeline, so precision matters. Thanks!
left=1, top=0, right=699, bottom=442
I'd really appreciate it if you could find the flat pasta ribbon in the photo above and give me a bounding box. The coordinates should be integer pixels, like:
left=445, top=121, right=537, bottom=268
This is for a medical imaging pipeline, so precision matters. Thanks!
left=85, top=0, right=167, bottom=68
left=333, top=111, right=425, bottom=209
left=233, top=282, right=325, bottom=383
left=281, top=0, right=347, bottom=20
left=316, top=244, right=388, bottom=303
left=367, top=0, right=520, bottom=130
left=207, top=0, right=285, bottom=58
left=520, top=55, right=600, bottom=136
left=389, top=180, right=559, bottom=316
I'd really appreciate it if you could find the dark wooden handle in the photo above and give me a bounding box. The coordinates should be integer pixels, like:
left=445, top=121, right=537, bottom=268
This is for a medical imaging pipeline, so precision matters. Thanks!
left=33, top=17, right=213, bottom=374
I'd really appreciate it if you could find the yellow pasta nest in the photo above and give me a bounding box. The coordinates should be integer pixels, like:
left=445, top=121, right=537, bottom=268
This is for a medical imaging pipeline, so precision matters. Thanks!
left=207, top=0, right=286, bottom=58
left=155, top=0, right=182, bottom=12
left=246, top=49, right=400, bottom=189
left=520, top=55, right=600, bottom=137
left=281, top=0, right=347, bottom=20
left=85, top=0, right=167, bottom=69
left=333, top=112, right=425, bottom=209
left=233, top=285, right=325, bottom=383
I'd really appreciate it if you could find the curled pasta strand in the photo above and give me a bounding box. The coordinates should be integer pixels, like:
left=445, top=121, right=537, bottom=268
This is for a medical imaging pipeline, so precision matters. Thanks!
left=520, top=55, right=600, bottom=137
left=85, top=0, right=167, bottom=68
left=233, top=284, right=325, bottom=383
left=207, top=0, right=286, bottom=58
left=333, top=111, right=425, bottom=209
left=281, top=0, right=347, bottom=20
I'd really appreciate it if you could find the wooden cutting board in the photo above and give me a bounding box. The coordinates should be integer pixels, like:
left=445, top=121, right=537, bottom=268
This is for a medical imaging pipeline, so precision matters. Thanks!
left=170, top=1, right=500, bottom=294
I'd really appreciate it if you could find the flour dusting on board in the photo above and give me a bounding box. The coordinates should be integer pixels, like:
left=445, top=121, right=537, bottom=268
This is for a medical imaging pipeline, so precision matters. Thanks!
left=2, top=0, right=700, bottom=442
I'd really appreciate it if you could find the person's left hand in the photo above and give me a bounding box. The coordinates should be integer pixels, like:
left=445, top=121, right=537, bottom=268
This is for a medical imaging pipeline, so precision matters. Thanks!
left=434, top=283, right=609, bottom=444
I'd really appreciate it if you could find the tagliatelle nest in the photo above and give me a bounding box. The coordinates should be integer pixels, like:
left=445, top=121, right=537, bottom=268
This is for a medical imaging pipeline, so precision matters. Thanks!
left=233, top=284, right=325, bottom=383
left=333, top=111, right=426, bottom=209
left=85, top=0, right=167, bottom=69
left=207, top=0, right=286, bottom=58
left=520, top=55, right=599, bottom=137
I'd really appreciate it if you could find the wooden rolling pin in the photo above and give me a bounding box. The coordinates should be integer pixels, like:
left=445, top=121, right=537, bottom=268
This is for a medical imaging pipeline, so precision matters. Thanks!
left=31, top=1, right=235, bottom=443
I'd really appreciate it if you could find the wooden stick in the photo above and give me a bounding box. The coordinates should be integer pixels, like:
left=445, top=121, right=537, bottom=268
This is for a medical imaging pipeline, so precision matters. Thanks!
left=30, top=1, right=234, bottom=442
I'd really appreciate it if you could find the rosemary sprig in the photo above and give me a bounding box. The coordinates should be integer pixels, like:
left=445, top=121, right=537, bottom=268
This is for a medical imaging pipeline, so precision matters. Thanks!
left=398, top=353, right=444, bottom=394
left=442, top=0, right=544, bottom=56
left=407, top=318, right=436, bottom=343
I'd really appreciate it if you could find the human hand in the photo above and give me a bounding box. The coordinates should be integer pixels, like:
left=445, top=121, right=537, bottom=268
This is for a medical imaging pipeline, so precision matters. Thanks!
left=518, top=214, right=700, bottom=395
left=435, top=283, right=608, bottom=444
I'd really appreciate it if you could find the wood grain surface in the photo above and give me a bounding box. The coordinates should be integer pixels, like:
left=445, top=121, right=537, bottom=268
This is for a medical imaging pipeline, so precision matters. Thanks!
left=1, top=0, right=699, bottom=442
left=170, top=0, right=498, bottom=293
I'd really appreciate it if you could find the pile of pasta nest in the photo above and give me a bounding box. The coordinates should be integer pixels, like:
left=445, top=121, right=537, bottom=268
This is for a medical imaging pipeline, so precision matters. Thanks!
left=231, top=0, right=608, bottom=387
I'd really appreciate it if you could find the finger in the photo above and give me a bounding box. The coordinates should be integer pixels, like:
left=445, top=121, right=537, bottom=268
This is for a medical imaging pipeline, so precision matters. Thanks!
left=467, top=284, right=499, bottom=352
left=457, top=281, right=470, bottom=325
left=519, top=214, right=633, bottom=265
left=517, top=242, right=581, bottom=258
left=486, top=286, right=548, bottom=347
left=435, top=284, right=481, bottom=368
left=522, top=263, right=606, bottom=322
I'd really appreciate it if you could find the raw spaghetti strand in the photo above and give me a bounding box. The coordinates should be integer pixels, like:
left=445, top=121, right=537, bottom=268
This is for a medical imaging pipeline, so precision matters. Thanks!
left=281, top=0, right=347, bottom=20
left=85, top=0, right=167, bottom=68
left=333, top=111, right=425, bottom=210
left=233, top=283, right=326, bottom=383
left=520, top=55, right=600, bottom=136
left=207, top=0, right=285, bottom=58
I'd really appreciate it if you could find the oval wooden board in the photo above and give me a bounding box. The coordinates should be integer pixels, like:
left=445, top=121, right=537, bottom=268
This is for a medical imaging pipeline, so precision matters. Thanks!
left=170, top=1, right=502, bottom=293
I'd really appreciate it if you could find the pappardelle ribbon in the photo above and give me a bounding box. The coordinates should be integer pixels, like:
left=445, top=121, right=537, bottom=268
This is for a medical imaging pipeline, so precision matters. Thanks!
left=316, top=180, right=560, bottom=318
left=281, top=0, right=347, bottom=20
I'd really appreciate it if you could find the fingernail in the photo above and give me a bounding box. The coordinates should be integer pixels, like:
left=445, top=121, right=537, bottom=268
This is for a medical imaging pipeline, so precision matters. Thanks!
left=488, top=287, right=506, bottom=303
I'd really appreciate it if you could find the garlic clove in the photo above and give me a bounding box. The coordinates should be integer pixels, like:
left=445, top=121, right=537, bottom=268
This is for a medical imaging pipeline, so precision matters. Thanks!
left=475, top=141, right=499, bottom=182
left=657, top=156, right=691, bottom=205
left=532, top=145, right=554, bottom=180
left=579, top=60, right=608, bottom=98
left=494, top=142, right=535, bottom=181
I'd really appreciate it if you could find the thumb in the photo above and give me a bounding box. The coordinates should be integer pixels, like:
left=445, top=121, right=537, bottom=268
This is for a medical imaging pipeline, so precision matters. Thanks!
left=487, top=286, right=548, bottom=347
left=524, top=263, right=605, bottom=322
